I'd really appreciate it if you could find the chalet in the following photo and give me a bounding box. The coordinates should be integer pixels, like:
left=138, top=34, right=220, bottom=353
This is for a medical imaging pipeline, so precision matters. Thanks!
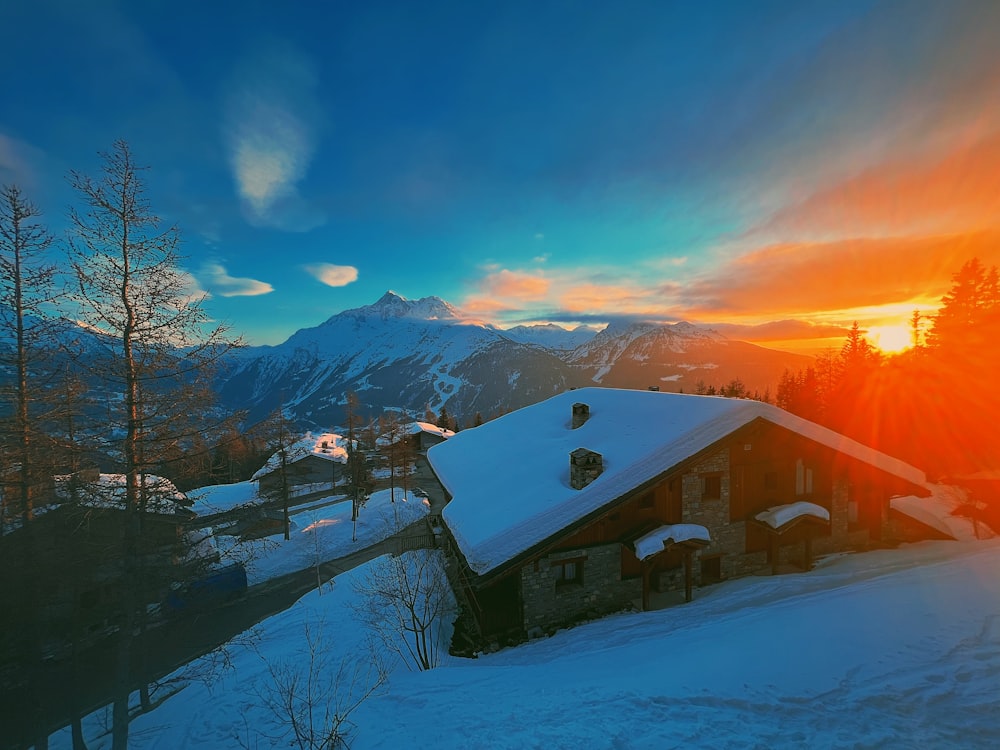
left=428, top=387, right=930, bottom=646
left=253, top=432, right=348, bottom=496
left=378, top=421, right=455, bottom=452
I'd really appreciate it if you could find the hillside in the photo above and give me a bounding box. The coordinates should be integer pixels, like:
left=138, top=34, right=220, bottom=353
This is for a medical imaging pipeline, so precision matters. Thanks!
left=63, top=536, right=1000, bottom=749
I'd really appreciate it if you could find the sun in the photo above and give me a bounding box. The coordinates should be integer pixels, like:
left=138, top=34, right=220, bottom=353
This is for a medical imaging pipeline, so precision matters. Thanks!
left=867, top=324, right=912, bottom=354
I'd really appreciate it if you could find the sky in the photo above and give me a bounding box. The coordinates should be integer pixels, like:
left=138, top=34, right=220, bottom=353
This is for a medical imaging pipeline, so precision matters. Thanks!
left=3, top=1, right=1000, bottom=352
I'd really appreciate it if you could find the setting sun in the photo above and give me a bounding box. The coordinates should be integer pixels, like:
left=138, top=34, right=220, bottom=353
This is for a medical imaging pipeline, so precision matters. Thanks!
left=868, top=324, right=912, bottom=354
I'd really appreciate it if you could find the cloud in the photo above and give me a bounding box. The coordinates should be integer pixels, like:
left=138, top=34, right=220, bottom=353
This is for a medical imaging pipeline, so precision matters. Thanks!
left=303, top=263, right=359, bottom=288
left=223, top=46, right=325, bottom=231
left=462, top=264, right=688, bottom=329
left=709, top=320, right=850, bottom=342
left=749, top=130, right=1000, bottom=243
left=199, top=263, right=274, bottom=297
left=680, top=231, right=1000, bottom=318
left=0, top=133, right=46, bottom=190
left=480, top=269, right=550, bottom=300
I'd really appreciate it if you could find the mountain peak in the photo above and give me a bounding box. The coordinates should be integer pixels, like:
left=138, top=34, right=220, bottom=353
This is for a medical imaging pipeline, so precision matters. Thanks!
left=344, top=291, right=461, bottom=322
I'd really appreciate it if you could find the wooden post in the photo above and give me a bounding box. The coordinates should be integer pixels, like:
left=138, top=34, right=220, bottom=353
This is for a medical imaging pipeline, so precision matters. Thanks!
left=684, top=550, right=693, bottom=603
left=641, top=562, right=651, bottom=611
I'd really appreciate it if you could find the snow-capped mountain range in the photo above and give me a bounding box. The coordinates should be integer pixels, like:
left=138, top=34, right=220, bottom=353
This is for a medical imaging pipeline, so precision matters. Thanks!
left=216, top=291, right=811, bottom=429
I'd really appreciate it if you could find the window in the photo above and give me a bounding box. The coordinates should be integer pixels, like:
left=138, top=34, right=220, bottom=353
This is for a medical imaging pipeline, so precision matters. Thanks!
left=702, top=474, right=722, bottom=501
left=552, top=558, right=584, bottom=586
left=795, top=459, right=814, bottom=496
left=700, top=555, right=724, bottom=584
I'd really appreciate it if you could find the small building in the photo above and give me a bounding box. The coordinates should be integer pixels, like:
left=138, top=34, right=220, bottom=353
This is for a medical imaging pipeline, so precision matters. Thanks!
left=378, top=421, right=455, bottom=452
left=428, top=387, right=931, bottom=648
left=1, top=472, right=202, bottom=661
left=252, top=432, right=348, bottom=496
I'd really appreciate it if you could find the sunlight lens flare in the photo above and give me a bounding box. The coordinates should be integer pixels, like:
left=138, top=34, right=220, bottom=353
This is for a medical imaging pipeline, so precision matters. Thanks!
left=868, top=324, right=912, bottom=354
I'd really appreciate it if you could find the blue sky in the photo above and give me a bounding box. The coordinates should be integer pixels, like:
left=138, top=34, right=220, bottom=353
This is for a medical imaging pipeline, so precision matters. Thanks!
left=3, top=1, right=1000, bottom=350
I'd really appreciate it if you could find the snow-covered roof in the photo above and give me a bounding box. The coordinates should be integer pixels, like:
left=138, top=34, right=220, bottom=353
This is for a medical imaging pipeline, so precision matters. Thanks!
left=410, top=421, right=455, bottom=439
left=890, top=484, right=995, bottom=541
left=252, top=432, right=348, bottom=481
left=754, top=501, right=830, bottom=531
left=55, top=473, right=190, bottom=515
left=430, top=387, right=927, bottom=575
left=376, top=421, right=455, bottom=447
left=634, top=524, right=711, bottom=560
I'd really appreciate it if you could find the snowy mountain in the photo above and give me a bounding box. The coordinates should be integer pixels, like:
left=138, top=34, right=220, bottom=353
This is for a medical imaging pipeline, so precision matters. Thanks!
left=499, top=322, right=600, bottom=350
left=216, top=292, right=579, bottom=428
left=1, top=294, right=812, bottom=432
left=216, top=292, right=812, bottom=428
left=565, top=319, right=809, bottom=392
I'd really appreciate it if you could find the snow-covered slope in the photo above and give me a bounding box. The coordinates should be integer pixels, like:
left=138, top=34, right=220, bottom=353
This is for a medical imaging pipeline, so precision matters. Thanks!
left=69, top=536, right=1000, bottom=750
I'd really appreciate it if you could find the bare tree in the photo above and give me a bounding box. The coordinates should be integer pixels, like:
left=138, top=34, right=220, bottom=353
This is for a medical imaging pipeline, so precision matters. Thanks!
left=0, top=184, right=58, bottom=528
left=0, top=184, right=61, bottom=750
left=354, top=550, right=454, bottom=671
left=66, top=140, right=239, bottom=750
left=254, top=620, right=386, bottom=750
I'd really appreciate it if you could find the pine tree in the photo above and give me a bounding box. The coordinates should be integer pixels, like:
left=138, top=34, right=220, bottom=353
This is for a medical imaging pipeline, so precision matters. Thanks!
left=436, top=403, right=451, bottom=430
left=927, top=257, right=1000, bottom=353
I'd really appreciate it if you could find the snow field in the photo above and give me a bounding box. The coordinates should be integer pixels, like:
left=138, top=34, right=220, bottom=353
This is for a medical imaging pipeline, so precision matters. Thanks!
left=50, top=537, right=1000, bottom=749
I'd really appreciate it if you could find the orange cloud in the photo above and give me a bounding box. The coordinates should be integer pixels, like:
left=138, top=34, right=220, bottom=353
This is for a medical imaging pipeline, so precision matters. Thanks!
left=753, top=130, right=1000, bottom=240
left=559, top=283, right=664, bottom=317
left=481, top=269, right=550, bottom=300
left=461, top=295, right=519, bottom=316
left=685, top=231, right=1000, bottom=318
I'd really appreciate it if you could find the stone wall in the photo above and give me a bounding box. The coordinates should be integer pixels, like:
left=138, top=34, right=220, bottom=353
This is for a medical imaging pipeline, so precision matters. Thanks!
left=675, top=449, right=766, bottom=583
left=812, top=478, right=870, bottom=556
left=520, top=543, right=640, bottom=634
left=658, top=453, right=876, bottom=591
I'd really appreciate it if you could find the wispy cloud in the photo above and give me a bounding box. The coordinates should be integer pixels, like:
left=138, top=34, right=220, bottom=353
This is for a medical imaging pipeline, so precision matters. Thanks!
left=749, top=131, right=1000, bottom=243
left=199, top=263, right=274, bottom=297
left=0, top=133, right=46, bottom=190
left=223, top=45, right=325, bottom=231
left=303, top=263, right=359, bottom=288
left=481, top=269, right=550, bottom=300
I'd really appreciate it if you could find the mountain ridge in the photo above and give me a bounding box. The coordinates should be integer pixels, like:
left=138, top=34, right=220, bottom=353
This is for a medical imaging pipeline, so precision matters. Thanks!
left=213, top=291, right=812, bottom=429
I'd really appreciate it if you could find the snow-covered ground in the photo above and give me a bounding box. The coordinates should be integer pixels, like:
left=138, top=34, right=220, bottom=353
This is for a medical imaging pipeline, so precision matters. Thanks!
left=217, top=488, right=430, bottom=586
left=188, top=480, right=261, bottom=515
left=52, top=537, right=1000, bottom=749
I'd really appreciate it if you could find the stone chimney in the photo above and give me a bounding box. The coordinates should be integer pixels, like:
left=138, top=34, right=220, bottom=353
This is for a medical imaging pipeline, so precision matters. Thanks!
left=570, top=447, right=604, bottom=490
left=571, top=402, right=590, bottom=429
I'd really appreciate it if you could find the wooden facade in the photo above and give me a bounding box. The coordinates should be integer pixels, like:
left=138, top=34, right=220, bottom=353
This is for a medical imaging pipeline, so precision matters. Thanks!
left=256, top=453, right=342, bottom=495
left=446, top=417, right=928, bottom=648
